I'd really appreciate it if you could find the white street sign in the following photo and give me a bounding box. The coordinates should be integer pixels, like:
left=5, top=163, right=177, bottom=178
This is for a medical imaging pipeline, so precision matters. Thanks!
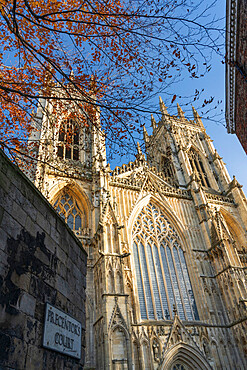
left=43, top=303, right=82, bottom=359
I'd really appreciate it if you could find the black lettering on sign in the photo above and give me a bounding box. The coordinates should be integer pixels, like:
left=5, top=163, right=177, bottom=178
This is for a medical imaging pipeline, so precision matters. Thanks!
left=54, top=332, right=75, bottom=350
left=47, top=309, right=54, bottom=324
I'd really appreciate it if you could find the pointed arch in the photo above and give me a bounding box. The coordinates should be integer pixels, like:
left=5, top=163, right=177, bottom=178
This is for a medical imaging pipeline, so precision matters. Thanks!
left=110, top=324, right=129, bottom=368
left=219, top=207, right=246, bottom=248
left=128, top=194, right=188, bottom=249
left=50, top=181, right=91, bottom=236
left=161, top=343, right=213, bottom=370
left=57, top=116, right=80, bottom=160
left=128, top=196, right=199, bottom=322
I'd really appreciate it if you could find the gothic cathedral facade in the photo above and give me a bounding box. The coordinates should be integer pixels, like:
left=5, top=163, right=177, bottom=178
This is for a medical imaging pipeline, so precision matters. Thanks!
left=29, top=93, right=247, bottom=369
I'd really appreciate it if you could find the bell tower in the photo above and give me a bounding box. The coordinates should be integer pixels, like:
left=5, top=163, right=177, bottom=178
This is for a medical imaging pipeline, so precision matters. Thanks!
left=144, top=98, right=232, bottom=193
left=28, top=84, right=108, bottom=368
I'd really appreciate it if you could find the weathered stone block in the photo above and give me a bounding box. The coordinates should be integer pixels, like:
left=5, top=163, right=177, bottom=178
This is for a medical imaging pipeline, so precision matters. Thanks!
left=1, top=211, right=22, bottom=239
left=0, top=171, right=10, bottom=193
left=21, top=197, right=37, bottom=221
left=58, top=260, right=67, bottom=280
left=50, top=224, right=60, bottom=245
left=56, top=275, right=69, bottom=298
left=0, top=335, right=28, bottom=369
left=56, top=244, right=68, bottom=263
left=19, top=292, right=36, bottom=317
left=25, top=344, right=43, bottom=370
left=46, top=210, right=57, bottom=230
left=25, top=215, right=41, bottom=238
left=0, top=189, right=13, bottom=215
left=12, top=200, right=27, bottom=227
left=0, top=227, right=8, bottom=252
left=36, top=211, right=51, bottom=234
left=34, top=246, right=51, bottom=266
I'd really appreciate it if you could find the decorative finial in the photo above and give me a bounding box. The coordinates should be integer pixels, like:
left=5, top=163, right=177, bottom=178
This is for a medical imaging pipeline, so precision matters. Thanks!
left=177, top=103, right=185, bottom=118
left=192, top=106, right=204, bottom=128
left=143, top=125, right=149, bottom=142
left=135, top=142, right=146, bottom=162
left=137, top=142, right=142, bottom=155
left=151, top=114, right=157, bottom=130
left=159, top=96, right=168, bottom=116
left=230, top=176, right=242, bottom=189
left=192, top=105, right=199, bottom=119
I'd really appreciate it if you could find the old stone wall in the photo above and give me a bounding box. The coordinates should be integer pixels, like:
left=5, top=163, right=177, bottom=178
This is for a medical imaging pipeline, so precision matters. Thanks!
left=0, top=150, right=87, bottom=370
left=235, top=0, right=247, bottom=153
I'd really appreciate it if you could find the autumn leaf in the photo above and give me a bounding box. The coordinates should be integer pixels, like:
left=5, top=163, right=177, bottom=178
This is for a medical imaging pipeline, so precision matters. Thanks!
left=171, top=95, right=177, bottom=103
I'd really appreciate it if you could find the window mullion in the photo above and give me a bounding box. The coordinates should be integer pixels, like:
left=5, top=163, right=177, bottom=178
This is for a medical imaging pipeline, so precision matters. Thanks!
left=152, top=217, right=167, bottom=320
left=177, top=249, right=194, bottom=320
left=179, top=248, right=199, bottom=320
left=156, top=243, right=172, bottom=319
left=136, top=240, right=150, bottom=320
left=142, top=239, right=157, bottom=319
left=172, top=246, right=190, bottom=321
left=166, top=245, right=185, bottom=319
left=160, top=243, right=176, bottom=319
left=149, top=239, right=165, bottom=320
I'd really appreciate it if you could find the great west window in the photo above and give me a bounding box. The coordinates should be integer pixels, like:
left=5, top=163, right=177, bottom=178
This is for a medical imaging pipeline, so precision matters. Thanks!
left=132, top=203, right=199, bottom=321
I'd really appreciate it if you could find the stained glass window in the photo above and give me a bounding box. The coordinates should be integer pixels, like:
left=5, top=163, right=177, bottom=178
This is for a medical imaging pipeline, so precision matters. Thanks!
left=57, top=118, right=79, bottom=161
left=132, top=203, right=199, bottom=321
left=54, top=192, right=82, bottom=235
left=172, top=365, right=185, bottom=370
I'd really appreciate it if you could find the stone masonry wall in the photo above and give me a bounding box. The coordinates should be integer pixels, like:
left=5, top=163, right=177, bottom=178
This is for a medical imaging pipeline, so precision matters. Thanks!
left=235, top=0, right=247, bottom=153
left=0, top=150, right=87, bottom=370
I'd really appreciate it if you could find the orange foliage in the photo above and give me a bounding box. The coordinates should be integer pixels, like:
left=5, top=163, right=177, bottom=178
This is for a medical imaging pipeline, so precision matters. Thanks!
left=0, top=0, right=223, bottom=161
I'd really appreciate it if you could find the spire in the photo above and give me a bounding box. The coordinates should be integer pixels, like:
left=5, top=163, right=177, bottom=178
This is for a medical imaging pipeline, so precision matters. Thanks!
left=151, top=114, right=157, bottom=130
left=177, top=103, right=185, bottom=118
left=137, top=142, right=142, bottom=155
left=135, top=142, right=146, bottom=162
left=143, top=125, right=149, bottom=142
left=192, top=106, right=204, bottom=128
left=159, top=96, right=168, bottom=116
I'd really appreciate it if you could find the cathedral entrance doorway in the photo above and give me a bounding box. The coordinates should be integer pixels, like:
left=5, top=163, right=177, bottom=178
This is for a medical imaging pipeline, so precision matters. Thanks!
left=161, top=343, right=212, bottom=370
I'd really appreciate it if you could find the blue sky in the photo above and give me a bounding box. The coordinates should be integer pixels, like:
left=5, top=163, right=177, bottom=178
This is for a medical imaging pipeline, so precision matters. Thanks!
left=170, top=54, right=247, bottom=193
left=108, top=0, right=247, bottom=193
left=169, top=0, right=247, bottom=193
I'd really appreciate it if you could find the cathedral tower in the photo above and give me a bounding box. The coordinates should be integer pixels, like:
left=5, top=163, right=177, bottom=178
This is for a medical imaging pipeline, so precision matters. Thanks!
left=30, top=94, right=247, bottom=369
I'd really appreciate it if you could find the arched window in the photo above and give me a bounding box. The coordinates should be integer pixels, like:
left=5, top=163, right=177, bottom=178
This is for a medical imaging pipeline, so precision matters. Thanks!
left=172, top=364, right=186, bottom=370
left=188, top=149, right=210, bottom=187
left=132, top=203, right=199, bottom=321
left=57, top=118, right=79, bottom=160
left=111, top=327, right=128, bottom=366
left=53, top=191, right=83, bottom=235
left=160, top=146, right=177, bottom=186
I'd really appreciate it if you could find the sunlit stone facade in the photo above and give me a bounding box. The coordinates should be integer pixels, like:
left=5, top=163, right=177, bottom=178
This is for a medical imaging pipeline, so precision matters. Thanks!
left=31, top=96, right=247, bottom=369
